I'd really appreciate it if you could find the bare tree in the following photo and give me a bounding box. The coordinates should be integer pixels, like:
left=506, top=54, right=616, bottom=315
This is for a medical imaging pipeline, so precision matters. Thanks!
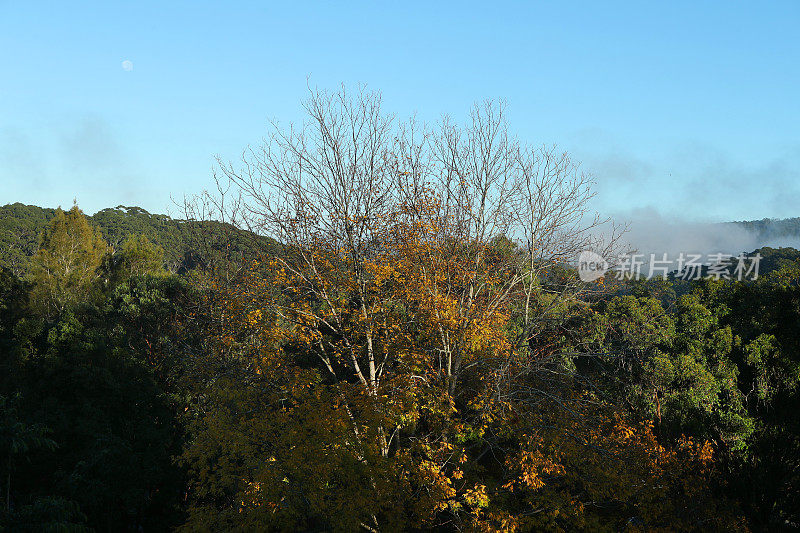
left=215, top=85, right=624, bottom=395
left=218, top=86, right=399, bottom=398
left=208, top=90, right=626, bottom=489
left=202, top=85, right=631, bottom=531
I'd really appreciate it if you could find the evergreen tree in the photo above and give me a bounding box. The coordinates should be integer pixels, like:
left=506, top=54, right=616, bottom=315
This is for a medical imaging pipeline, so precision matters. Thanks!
left=28, top=206, right=108, bottom=317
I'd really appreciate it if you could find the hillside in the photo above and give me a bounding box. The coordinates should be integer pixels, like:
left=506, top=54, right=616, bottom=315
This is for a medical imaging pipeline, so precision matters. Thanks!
left=731, top=216, right=800, bottom=240
left=0, top=203, right=278, bottom=274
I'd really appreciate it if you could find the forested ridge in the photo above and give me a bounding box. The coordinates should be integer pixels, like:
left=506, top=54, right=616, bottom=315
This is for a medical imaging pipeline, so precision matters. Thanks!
left=2, top=90, right=800, bottom=532
left=0, top=203, right=278, bottom=276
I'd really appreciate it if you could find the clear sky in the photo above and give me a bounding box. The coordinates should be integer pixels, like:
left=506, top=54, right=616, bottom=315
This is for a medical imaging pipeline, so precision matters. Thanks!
left=1, top=1, right=798, bottom=221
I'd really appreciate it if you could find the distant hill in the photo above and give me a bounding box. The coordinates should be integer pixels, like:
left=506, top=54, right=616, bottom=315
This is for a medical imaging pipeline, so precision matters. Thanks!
left=0, top=203, right=279, bottom=275
left=730, top=217, right=800, bottom=242
left=0, top=203, right=57, bottom=273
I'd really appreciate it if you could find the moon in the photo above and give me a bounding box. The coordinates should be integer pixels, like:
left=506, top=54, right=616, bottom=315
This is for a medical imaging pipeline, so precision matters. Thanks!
left=121, top=60, right=133, bottom=72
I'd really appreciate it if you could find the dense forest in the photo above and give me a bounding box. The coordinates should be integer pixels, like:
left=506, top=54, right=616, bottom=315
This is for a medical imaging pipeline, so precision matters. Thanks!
left=2, top=91, right=799, bottom=532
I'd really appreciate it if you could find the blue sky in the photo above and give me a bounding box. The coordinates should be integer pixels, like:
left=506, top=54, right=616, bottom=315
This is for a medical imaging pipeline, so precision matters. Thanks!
left=1, top=1, right=798, bottom=221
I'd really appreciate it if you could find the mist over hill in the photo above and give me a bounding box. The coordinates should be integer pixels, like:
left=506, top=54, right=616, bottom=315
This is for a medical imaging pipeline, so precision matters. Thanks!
left=731, top=217, right=800, bottom=244
left=610, top=209, right=800, bottom=263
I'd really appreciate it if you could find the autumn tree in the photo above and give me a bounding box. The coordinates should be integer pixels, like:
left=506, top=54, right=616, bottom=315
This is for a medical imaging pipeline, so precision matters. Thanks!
left=181, top=87, right=732, bottom=531
left=215, top=85, right=619, bottom=397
